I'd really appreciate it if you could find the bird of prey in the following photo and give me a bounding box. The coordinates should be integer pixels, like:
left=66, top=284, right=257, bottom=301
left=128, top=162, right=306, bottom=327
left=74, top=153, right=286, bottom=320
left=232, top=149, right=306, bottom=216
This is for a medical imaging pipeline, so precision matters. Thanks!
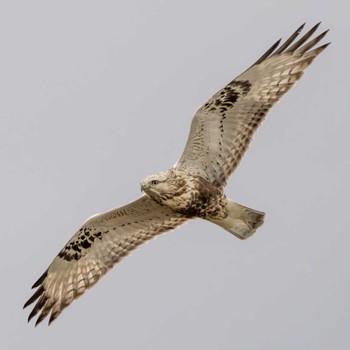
left=24, top=23, right=330, bottom=325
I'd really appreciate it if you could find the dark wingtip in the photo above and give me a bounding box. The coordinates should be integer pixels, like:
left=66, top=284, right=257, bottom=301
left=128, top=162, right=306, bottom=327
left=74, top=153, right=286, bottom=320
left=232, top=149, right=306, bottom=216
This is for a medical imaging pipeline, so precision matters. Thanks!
left=297, top=22, right=306, bottom=33
left=35, top=315, right=45, bottom=327
left=24, top=286, right=44, bottom=309
left=274, top=23, right=306, bottom=55
left=317, top=42, right=332, bottom=51
left=252, top=38, right=281, bottom=66
left=48, top=314, right=56, bottom=326
left=27, top=307, right=38, bottom=323
left=253, top=22, right=329, bottom=66
left=298, top=29, right=331, bottom=54
left=31, top=269, right=48, bottom=289
left=310, top=22, right=322, bottom=33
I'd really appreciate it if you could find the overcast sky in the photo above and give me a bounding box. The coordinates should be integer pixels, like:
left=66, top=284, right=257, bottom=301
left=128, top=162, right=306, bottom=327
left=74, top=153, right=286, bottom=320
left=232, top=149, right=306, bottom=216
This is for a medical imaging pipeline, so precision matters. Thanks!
left=1, top=1, right=349, bottom=349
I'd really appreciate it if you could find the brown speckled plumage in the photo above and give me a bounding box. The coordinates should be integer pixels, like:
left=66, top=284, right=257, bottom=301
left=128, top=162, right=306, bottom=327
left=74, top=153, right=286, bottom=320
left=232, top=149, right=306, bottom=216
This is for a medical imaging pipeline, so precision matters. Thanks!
left=24, top=23, right=330, bottom=325
left=24, top=196, right=187, bottom=325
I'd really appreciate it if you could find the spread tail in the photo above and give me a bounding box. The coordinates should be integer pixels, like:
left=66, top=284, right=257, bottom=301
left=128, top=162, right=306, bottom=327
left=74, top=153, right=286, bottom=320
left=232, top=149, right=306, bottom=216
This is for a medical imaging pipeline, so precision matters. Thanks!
left=209, top=200, right=265, bottom=239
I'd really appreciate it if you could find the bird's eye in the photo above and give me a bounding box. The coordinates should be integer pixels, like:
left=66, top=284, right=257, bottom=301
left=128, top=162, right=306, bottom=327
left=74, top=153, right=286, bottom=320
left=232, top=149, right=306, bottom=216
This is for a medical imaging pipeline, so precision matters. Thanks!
left=151, top=180, right=159, bottom=185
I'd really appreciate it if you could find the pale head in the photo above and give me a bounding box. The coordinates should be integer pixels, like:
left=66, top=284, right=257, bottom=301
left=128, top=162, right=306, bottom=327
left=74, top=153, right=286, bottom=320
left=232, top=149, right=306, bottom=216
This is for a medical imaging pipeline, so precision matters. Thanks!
left=140, top=169, right=189, bottom=209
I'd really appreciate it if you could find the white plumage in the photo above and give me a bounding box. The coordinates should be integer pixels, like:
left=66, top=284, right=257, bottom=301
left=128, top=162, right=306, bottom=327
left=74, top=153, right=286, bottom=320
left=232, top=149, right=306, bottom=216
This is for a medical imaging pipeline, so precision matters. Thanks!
left=24, top=23, right=330, bottom=325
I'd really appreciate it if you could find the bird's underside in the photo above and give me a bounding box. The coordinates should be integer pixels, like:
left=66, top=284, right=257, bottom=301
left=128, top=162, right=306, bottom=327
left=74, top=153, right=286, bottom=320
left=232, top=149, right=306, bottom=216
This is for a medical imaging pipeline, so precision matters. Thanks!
left=24, top=23, right=330, bottom=325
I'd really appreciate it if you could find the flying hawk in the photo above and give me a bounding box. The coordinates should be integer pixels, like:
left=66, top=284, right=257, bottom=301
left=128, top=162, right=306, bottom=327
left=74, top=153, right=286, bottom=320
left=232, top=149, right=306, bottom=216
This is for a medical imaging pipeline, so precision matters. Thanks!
left=24, top=23, right=330, bottom=325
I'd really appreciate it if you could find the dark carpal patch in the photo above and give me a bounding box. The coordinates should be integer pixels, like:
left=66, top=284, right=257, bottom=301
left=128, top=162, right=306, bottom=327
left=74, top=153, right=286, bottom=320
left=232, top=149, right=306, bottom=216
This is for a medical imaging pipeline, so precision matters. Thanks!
left=203, top=80, right=252, bottom=115
left=58, top=227, right=105, bottom=261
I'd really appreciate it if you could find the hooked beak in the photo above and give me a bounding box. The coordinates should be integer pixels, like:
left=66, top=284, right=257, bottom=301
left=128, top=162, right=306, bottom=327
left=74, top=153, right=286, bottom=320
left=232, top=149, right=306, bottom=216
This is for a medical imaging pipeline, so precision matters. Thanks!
left=140, top=181, right=147, bottom=193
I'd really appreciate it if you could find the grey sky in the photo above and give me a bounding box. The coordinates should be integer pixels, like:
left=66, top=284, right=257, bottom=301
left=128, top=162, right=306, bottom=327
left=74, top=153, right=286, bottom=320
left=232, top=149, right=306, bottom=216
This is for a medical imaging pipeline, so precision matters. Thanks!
left=1, top=1, right=349, bottom=349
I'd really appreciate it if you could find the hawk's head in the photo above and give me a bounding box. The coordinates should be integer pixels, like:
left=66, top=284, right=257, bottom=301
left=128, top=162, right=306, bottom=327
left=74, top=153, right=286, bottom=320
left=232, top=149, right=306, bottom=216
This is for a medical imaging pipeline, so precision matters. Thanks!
left=140, top=169, right=189, bottom=208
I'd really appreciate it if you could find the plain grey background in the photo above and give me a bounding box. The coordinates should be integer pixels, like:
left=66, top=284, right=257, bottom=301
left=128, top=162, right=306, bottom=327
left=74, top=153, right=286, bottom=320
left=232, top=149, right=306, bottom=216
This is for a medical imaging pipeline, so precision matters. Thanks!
left=1, top=1, right=349, bottom=349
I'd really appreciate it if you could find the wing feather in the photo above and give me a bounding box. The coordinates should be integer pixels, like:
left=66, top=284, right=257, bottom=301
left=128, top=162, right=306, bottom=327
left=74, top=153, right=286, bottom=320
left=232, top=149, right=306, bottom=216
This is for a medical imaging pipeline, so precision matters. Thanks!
left=24, top=195, right=188, bottom=325
left=175, top=24, right=330, bottom=187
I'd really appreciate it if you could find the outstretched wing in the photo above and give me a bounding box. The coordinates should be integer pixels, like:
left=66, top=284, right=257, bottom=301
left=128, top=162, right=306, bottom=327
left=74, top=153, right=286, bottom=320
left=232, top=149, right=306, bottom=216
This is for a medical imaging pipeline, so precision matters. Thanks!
left=175, top=23, right=330, bottom=187
left=24, top=195, right=188, bottom=326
